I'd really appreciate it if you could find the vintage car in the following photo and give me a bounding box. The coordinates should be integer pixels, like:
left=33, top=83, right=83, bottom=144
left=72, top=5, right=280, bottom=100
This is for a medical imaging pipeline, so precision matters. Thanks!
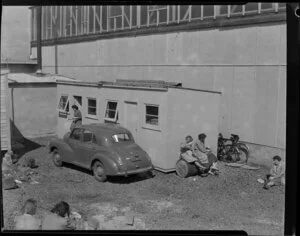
left=49, top=123, right=153, bottom=182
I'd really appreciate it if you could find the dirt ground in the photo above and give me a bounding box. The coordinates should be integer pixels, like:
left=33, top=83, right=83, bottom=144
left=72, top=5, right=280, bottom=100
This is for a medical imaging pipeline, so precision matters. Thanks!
left=2, top=136, right=285, bottom=235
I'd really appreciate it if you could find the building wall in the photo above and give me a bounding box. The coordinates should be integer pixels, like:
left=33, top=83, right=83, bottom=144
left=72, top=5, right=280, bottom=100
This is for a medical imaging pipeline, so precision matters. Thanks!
left=1, top=70, right=11, bottom=151
left=36, top=21, right=286, bottom=148
left=166, top=88, right=221, bottom=170
left=8, top=84, right=57, bottom=138
left=1, top=6, right=31, bottom=62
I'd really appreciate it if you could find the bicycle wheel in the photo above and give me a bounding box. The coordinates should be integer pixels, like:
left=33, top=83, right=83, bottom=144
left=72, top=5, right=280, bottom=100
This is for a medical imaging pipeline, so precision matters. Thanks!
left=223, top=145, right=237, bottom=162
left=238, top=146, right=249, bottom=163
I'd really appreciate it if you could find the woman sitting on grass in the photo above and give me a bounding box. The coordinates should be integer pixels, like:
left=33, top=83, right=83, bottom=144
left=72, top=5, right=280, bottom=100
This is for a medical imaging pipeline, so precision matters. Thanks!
left=41, top=201, right=75, bottom=230
left=15, top=198, right=41, bottom=230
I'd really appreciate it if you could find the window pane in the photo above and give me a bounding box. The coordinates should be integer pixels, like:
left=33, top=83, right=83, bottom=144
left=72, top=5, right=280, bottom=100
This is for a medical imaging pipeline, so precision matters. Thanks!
left=110, top=6, right=122, bottom=16
left=77, top=6, right=83, bottom=35
left=112, top=133, right=132, bottom=142
left=89, top=6, right=94, bottom=33
left=179, top=5, right=189, bottom=21
left=71, top=128, right=81, bottom=140
left=146, top=105, right=158, bottom=116
left=146, top=105, right=159, bottom=125
left=203, top=5, right=214, bottom=17
left=131, top=6, right=137, bottom=26
left=73, top=96, right=82, bottom=106
left=66, top=6, right=71, bottom=36
left=105, top=102, right=117, bottom=119
left=71, top=6, right=77, bottom=35
left=66, top=101, right=69, bottom=112
left=191, top=5, right=202, bottom=19
left=245, top=3, right=258, bottom=12
left=140, top=6, right=148, bottom=25
left=219, top=5, right=228, bottom=15
left=83, top=130, right=93, bottom=142
left=261, top=3, right=274, bottom=10
left=88, top=99, right=96, bottom=107
left=88, top=107, right=96, bottom=115
left=101, top=6, right=107, bottom=31
left=278, top=3, right=286, bottom=9
left=88, top=99, right=96, bottom=115
left=231, top=5, right=243, bottom=14
left=58, top=95, right=68, bottom=110
left=47, top=6, right=51, bottom=38
left=159, top=9, right=167, bottom=23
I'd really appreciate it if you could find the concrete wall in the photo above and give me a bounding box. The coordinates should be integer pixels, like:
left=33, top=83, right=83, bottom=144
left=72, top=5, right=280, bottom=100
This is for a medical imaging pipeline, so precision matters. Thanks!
left=8, top=84, right=57, bottom=138
left=166, top=88, right=220, bottom=170
left=36, top=21, right=286, bottom=148
left=1, top=6, right=31, bottom=62
left=1, top=70, right=11, bottom=151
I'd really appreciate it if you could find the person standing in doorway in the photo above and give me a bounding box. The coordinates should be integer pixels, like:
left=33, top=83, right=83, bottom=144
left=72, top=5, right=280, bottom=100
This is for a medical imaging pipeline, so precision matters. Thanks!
left=69, top=105, right=82, bottom=131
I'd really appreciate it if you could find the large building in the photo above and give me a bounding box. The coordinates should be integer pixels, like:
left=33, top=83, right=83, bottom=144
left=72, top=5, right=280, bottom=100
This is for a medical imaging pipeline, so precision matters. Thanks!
left=29, top=3, right=286, bottom=149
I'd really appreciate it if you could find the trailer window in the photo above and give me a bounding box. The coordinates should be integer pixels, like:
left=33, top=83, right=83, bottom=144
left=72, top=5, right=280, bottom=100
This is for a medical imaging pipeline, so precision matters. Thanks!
left=104, top=101, right=118, bottom=122
left=87, top=98, right=97, bottom=116
left=145, top=105, right=159, bottom=126
left=58, top=95, right=69, bottom=112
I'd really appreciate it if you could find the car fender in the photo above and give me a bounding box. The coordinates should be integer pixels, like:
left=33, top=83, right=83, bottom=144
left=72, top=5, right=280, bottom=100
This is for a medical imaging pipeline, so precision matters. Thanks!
left=90, top=154, right=119, bottom=175
left=49, top=139, right=74, bottom=163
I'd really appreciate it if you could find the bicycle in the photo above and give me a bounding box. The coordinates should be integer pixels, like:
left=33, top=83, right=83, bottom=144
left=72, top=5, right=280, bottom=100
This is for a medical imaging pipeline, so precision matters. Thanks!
left=217, top=133, right=250, bottom=163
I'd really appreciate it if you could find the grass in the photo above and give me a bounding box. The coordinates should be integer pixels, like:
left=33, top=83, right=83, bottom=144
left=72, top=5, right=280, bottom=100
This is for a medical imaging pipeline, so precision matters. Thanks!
left=2, top=136, right=285, bottom=235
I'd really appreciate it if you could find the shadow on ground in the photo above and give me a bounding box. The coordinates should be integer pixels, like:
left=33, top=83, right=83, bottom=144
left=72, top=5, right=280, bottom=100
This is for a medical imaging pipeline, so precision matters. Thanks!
left=62, top=162, right=153, bottom=184
left=10, top=120, right=43, bottom=161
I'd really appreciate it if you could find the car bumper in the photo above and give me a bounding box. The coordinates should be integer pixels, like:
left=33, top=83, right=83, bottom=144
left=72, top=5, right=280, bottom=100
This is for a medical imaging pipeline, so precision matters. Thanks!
left=114, top=166, right=153, bottom=176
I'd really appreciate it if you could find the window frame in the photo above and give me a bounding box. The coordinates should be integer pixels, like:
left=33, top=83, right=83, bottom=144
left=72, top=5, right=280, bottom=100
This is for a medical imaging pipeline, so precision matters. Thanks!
left=104, top=100, right=119, bottom=122
left=143, top=104, right=160, bottom=131
left=57, top=94, right=70, bottom=113
left=86, top=97, right=98, bottom=118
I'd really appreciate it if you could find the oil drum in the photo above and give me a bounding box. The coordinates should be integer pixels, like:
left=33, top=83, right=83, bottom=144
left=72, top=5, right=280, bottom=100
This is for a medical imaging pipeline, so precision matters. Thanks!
left=175, top=159, right=198, bottom=178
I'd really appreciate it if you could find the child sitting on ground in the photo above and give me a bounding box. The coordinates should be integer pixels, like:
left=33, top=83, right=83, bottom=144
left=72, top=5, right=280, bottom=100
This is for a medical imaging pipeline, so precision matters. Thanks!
left=15, top=198, right=41, bottom=230
left=258, top=155, right=285, bottom=190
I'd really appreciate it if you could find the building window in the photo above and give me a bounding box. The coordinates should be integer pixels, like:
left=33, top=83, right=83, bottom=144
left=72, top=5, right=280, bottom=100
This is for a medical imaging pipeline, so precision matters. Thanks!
left=145, top=105, right=159, bottom=126
left=105, top=101, right=118, bottom=122
left=58, top=95, right=69, bottom=112
left=31, top=3, right=286, bottom=43
left=87, top=98, right=97, bottom=116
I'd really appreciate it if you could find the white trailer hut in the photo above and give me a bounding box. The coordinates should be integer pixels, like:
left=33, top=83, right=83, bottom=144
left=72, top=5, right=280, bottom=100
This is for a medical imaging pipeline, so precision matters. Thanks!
left=56, top=80, right=221, bottom=172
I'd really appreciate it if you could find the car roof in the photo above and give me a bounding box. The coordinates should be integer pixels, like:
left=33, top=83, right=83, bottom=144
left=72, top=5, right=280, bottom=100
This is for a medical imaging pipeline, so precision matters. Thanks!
left=79, top=123, right=131, bottom=138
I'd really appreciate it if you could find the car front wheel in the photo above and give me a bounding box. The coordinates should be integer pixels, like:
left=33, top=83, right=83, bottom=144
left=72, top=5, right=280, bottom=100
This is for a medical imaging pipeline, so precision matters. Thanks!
left=52, top=149, right=63, bottom=167
left=92, top=161, right=107, bottom=182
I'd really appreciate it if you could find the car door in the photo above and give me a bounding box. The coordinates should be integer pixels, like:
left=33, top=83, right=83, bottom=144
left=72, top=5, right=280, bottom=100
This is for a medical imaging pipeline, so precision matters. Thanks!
left=77, top=129, right=100, bottom=169
left=65, top=128, right=83, bottom=164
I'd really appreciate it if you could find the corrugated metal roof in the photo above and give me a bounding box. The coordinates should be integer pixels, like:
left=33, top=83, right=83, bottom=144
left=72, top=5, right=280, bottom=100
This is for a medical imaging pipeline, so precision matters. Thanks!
left=7, top=73, right=77, bottom=84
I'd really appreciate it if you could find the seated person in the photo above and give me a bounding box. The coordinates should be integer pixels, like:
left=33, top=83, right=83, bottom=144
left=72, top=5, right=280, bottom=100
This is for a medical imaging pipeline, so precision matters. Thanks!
left=192, top=133, right=219, bottom=175
left=15, top=199, right=41, bottom=230
left=262, top=155, right=285, bottom=190
left=180, top=135, right=207, bottom=174
left=69, top=105, right=82, bottom=131
left=41, top=201, right=75, bottom=230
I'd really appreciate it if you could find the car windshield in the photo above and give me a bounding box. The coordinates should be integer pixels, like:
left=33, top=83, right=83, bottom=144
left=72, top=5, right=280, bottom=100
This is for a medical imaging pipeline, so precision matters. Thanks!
left=111, top=133, right=132, bottom=143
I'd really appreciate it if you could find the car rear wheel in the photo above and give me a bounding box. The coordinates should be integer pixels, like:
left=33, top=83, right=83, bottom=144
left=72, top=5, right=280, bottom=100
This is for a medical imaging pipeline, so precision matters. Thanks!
left=92, top=161, right=107, bottom=182
left=52, top=149, right=63, bottom=167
